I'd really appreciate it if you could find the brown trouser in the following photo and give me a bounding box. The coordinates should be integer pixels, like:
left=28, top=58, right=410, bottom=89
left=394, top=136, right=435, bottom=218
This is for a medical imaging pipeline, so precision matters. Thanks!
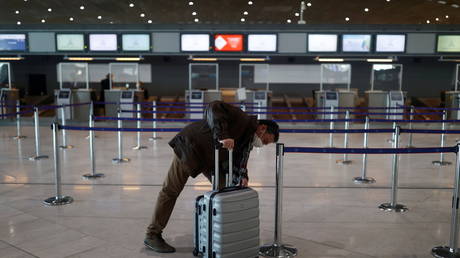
left=146, top=154, right=225, bottom=235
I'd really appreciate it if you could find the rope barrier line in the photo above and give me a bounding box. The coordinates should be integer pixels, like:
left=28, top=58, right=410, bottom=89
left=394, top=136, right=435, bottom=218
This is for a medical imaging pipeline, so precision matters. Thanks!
left=58, top=125, right=182, bottom=132
left=93, top=116, right=200, bottom=122
left=0, top=110, right=35, bottom=117
left=284, top=146, right=458, bottom=154
left=280, top=128, right=395, bottom=134
left=401, top=129, right=460, bottom=134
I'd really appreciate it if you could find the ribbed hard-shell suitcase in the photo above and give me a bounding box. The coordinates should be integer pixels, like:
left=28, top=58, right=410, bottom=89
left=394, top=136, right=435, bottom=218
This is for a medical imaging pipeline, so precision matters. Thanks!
left=193, top=147, right=260, bottom=258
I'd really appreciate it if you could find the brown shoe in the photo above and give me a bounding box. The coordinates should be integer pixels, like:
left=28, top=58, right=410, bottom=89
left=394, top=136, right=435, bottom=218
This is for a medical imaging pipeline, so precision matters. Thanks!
left=144, top=233, right=176, bottom=253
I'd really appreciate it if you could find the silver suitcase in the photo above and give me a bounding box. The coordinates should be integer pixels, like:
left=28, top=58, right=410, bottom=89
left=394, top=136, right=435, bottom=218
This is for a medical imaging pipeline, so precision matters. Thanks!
left=193, top=147, right=260, bottom=258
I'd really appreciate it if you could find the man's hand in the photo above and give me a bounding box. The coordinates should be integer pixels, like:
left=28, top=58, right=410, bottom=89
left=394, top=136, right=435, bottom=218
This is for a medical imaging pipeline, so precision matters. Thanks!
left=219, top=139, right=234, bottom=149
left=240, top=177, right=248, bottom=187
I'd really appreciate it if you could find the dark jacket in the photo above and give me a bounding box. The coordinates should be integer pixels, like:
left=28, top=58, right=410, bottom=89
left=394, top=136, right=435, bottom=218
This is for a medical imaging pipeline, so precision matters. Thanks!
left=169, top=101, right=258, bottom=179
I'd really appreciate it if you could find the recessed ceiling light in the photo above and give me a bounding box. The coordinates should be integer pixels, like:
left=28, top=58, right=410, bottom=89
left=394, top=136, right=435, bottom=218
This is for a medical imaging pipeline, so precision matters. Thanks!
left=41, top=19, right=45, bottom=23
left=189, top=1, right=194, bottom=6
left=241, top=18, right=246, bottom=22
left=446, top=15, right=450, bottom=18
left=438, top=0, right=447, bottom=4
left=243, top=11, right=248, bottom=15
left=48, top=8, right=52, bottom=12
left=287, top=19, right=291, bottom=23
left=17, top=21, right=21, bottom=25
left=69, top=17, right=74, bottom=21
left=97, top=15, right=102, bottom=20
left=345, top=17, right=350, bottom=21
left=248, top=1, right=253, bottom=5
left=80, top=5, right=85, bottom=10
left=15, top=10, right=20, bottom=14
left=364, top=8, right=369, bottom=12
left=148, top=20, right=152, bottom=23
left=386, top=0, right=390, bottom=2
left=129, top=3, right=134, bottom=7
left=192, top=11, right=197, bottom=15
left=140, top=13, right=145, bottom=17
left=110, top=21, right=114, bottom=24
left=426, top=20, right=430, bottom=23
left=307, top=2, right=312, bottom=6
left=436, top=17, right=440, bottom=21
left=452, top=4, right=460, bottom=8
left=295, top=12, right=299, bottom=16
left=194, top=18, right=199, bottom=22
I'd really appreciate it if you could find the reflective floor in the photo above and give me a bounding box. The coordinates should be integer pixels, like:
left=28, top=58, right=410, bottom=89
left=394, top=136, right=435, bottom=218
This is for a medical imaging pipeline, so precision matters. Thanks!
left=0, top=121, right=459, bottom=258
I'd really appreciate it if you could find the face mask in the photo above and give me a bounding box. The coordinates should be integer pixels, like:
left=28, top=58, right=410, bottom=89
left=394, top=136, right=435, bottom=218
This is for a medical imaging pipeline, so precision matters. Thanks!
left=252, top=134, right=264, bottom=148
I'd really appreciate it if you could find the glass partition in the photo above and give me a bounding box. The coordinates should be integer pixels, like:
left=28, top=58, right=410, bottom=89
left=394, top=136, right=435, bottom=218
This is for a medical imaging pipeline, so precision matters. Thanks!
left=239, top=64, right=269, bottom=90
left=455, top=64, right=460, bottom=91
left=320, top=64, right=351, bottom=91
left=109, top=63, right=139, bottom=89
left=58, top=62, right=89, bottom=89
left=189, top=63, right=219, bottom=91
left=370, top=64, right=403, bottom=91
left=0, top=63, right=11, bottom=89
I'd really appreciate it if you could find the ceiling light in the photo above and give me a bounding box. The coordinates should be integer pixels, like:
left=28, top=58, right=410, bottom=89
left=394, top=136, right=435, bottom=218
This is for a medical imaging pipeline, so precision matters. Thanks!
left=243, top=11, right=248, bottom=15
left=24, top=0, right=27, bottom=2
left=140, top=13, right=145, bottom=17
left=436, top=17, right=440, bottom=21
left=192, top=58, right=218, bottom=61
left=452, top=4, right=460, bottom=8
left=386, top=0, right=390, bottom=2
left=110, top=21, right=113, bottom=24
left=367, top=58, right=394, bottom=62
left=438, top=0, right=447, bottom=4
left=446, top=15, right=450, bottom=18
left=192, top=11, right=197, bottom=15
left=189, top=1, right=194, bottom=5
left=316, top=58, right=344, bottom=62
left=15, top=10, right=20, bottom=14
left=426, top=19, right=430, bottom=23
left=97, top=15, right=102, bottom=19
left=307, top=2, right=312, bottom=6
left=194, top=18, right=199, bottom=22
left=0, top=57, right=24, bottom=61
left=148, top=20, right=152, bottom=23
left=67, top=57, right=94, bottom=61
left=248, top=1, right=253, bottom=5
left=287, top=19, right=291, bottom=23
left=345, top=17, right=350, bottom=21
left=41, top=19, right=45, bottom=23
left=69, top=17, right=74, bottom=21
left=129, top=3, right=134, bottom=7
left=116, top=57, right=142, bottom=61
left=364, top=8, right=369, bottom=12
left=48, top=8, right=52, bottom=12
left=16, top=21, right=21, bottom=25
left=80, top=5, right=85, bottom=10
left=241, top=18, right=246, bottom=22
left=240, top=58, right=268, bottom=62
left=295, top=12, right=299, bottom=16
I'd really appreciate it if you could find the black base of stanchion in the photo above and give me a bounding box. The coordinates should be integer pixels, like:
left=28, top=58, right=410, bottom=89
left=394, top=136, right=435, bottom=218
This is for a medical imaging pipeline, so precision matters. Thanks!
left=59, top=145, right=74, bottom=149
left=432, top=246, right=460, bottom=258
left=259, top=243, right=298, bottom=257
left=82, top=173, right=105, bottom=179
left=29, top=155, right=49, bottom=161
left=12, top=135, right=27, bottom=139
left=149, top=137, right=162, bottom=141
left=353, top=177, right=375, bottom=184
left=112, top=158, right=130, bottom=164
left=378, top=203, right=408, bottom=212
left=433, top=161, right=452, bottom=166
left=336, top=159, right=352, bottom=165
left=132, top=145, right=148, bottom=150
left=43, top=196, right=73, bottom=206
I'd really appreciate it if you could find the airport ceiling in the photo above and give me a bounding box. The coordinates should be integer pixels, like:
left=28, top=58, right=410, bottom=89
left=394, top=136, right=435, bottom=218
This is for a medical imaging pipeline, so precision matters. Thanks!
left=1, top=0, right=460, bottom=25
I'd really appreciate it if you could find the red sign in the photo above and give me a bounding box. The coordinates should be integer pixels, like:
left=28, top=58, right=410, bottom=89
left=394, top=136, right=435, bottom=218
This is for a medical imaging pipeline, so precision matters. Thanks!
left=214, top=34, right=243, bottom=52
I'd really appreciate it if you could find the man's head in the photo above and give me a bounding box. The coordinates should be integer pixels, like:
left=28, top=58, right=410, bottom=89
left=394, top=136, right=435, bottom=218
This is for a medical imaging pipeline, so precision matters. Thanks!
left=255, top=120, right=279, bottom=146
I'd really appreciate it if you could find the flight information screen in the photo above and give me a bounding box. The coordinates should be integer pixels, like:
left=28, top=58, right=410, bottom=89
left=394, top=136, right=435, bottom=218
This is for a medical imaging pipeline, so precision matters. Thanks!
left=308, top=34, right=337, bottom=52
left=0, top=34, right=26, bottom=51
left=376, top=34, right=405, bottom=52
left=122, top=34, right=150, bottom=51
left=437, top=35, right=460, bottom=52
left=247, top=34, right=277, bottom=52
left=89, top=34, right=118, bottom=51
left=57, top=34, right=85, bottom=51
left=214, top=34, right=243, bottom=52
left=342, top=34, right=371, bottom=52
left=181, top=34, right=210, bottom=51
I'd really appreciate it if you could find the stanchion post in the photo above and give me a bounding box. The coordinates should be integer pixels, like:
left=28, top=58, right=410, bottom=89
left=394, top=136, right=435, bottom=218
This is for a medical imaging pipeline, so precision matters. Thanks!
left=337, top=110, right=352, bottom=164
left=407, top=105, right=415, bottom=148
left=112, top=110, right=130, bottom=164
left=259, top=143, right=298, bottom=257
left=83, top=114, right=104, bottom=179
left=133, top=103, right=147, bottom=150
left=387, top=121, right=396, bottom=143
left=29, top=107, right=48, bottom=161
left=43, top=122, right=73, bottom=206
left=59, top=107, right=73, bottom=149
left=329, top=106, right=334, bottom=148
left=12, top=100, right=26, bottom=139
left=432, top=141, right=460, bottom=257
left=433, top=110, right=452, bottom=166
left=257, top=102, right=261, bottom=120
left=354, top=116, right=375, bottom=184
left=149, top=101, right=161, bottom=141
left=85, top=102, right=96, bottom=139
left=379, top=126, right=408, bottom=212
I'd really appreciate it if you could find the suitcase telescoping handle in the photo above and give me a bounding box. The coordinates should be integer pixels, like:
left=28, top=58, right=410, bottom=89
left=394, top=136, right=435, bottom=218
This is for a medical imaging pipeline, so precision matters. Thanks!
left=212, top=142, right=233, bottom=191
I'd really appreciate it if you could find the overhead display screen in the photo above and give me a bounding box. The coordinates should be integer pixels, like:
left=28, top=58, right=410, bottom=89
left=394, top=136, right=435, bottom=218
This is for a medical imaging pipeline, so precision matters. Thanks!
left=247, top=34, right=277, bottom=52
left=56, top=34, right=85, bottom=51
left=89, top=34, right=117, bottom=51
left=181, top=34, right=210, bottom=51
left=376, top=34, right=406, bottom=52
left=0, top=34, right=26, bottom=51
left=342, top=34, right=371, bottom=52
left=214, top=34, right=243, bottom=52
left=437, top=35, right=460, bottom=52
left=308, top=34, right=338, bottom=52
left=122, top=34, right=150, bottom=51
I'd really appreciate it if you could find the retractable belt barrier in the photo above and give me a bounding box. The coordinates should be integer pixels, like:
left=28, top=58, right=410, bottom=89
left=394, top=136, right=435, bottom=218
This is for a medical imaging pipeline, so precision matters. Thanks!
left=284, top=146, right=458, bottom=154
left=57, top=125, right=182, bottom=132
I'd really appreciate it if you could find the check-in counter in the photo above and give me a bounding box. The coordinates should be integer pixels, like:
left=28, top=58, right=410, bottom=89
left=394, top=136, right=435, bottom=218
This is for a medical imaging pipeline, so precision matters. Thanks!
left=54, top=89, right=96, bottom=121
left=104, top=89, right=145, bottom=117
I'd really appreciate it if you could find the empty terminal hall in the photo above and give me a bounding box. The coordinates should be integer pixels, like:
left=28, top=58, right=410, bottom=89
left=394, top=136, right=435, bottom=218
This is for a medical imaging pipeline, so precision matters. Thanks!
left=3, top=0, right=460, bottom=257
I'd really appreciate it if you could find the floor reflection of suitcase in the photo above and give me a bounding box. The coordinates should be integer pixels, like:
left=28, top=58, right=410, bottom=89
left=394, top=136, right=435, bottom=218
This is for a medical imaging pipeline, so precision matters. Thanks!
left=193, top=147, right=260, bottom=258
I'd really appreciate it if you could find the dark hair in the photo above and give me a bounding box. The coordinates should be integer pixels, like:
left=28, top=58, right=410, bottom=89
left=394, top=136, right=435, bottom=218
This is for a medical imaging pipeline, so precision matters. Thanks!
left=258, top=119, right=279, bottom=142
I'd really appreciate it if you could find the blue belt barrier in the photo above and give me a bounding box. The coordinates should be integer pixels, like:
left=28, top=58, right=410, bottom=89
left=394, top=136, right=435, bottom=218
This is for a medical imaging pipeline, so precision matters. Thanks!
left=400, top=129, right=460, bottom=134
left=120, top=109, right=202, bottom=114
left=93, top=116, right=200, bottom=122
left=0, top=110, right=35, bottom=117
left=58, top=125, right=182, bottom=132
left=284, top=146, right=458, bottom=154
left=280, top=128, right=394, bottom=134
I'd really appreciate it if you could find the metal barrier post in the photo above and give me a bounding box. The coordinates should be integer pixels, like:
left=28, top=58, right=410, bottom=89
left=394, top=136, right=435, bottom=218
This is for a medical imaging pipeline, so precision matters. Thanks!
left=257, top=102, right=261, bottom=120
left=407, top=106, right=415, bottom=148
left=29, top=107, right=49, bottom=160
left=43, top=122, right=73, bottom=206
left=433, top=111, right=452, bottom=166
left=133, top=103, right=147, bottom=150
left=337, top=110, right=352, bottom=164
left=432, top=142, right=460, bottom=257
left=379, top=126, right=408, bottom=212
left=329, top=106, right=334, bottom=148
left=259, top=143, right=297, bottom=257
left=354, top=116, right=375, bottom=184
left=149, top=101, right=161, bottom=141
left=12, top=100, right=26, bottom=139
left=112, top=110, right=130, bottom=163
left=59, top=107, right=73, bottom=149
left=387, top=121, right=396, bottom=143
left=83, top=115, right=104, bottom=179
